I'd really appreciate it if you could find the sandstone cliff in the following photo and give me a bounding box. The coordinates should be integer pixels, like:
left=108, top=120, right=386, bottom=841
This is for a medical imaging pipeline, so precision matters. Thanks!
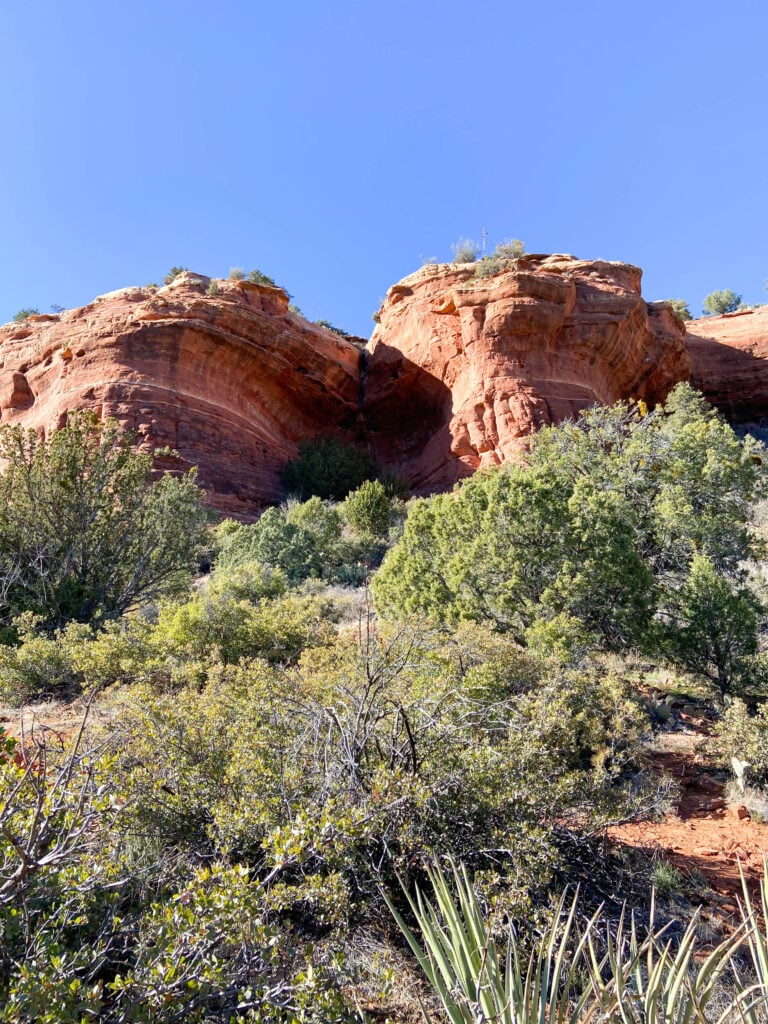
left=365, top=255, right=691, bottom=491
left=0, top=274, right=362, bottom=517
left=9, top=258, right=761, bottom=515
left=686, top=307, right=768, bottom=425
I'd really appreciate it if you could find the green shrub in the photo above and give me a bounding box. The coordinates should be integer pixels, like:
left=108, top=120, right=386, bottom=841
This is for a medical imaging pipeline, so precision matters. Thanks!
left=494, top=237, right=526, bottom=259
left=11, top=308, right=39, bottom=323
left=314, top=319, right=350, bottom=337
left=0, top=615, right=156, bottom=704
left=228, top=266, right=245, bottom=281
left=206, top=279, right=220, bottom=296
left=0, top=412, right=207, bottom=632
left=154, top=589, right=336, bottom=665
left=343, top=479, right=391, bottom=538
left=665, top=298, right=692, bottom=321
left=713, top=698, right=768, bottom=784
left=282, top=437, right=376, bottom=501
left=703, top=289, right=741, bottom=315
left=451, top=238, right=479, bottom=263
left=373, top=384, right=766, bottom=694
left=162, top=266, right=188, bottom=285
left=246, top=268, right=276, bottom=286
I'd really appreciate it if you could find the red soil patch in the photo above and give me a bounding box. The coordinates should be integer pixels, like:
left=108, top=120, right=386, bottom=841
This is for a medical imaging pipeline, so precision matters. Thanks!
left=608, top=734, right=768, bottom=917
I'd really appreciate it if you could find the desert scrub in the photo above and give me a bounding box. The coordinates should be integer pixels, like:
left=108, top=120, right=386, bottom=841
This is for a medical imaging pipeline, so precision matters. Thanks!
left=713, top=698, right=768, bottom=784
left=282, top=437, right=377, bottom=501
left=11, top=308, right=39, bottom=323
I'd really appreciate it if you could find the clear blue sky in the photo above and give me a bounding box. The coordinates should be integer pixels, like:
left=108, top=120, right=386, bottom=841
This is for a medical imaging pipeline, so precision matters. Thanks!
left=2, top=0, right=767, bottom=336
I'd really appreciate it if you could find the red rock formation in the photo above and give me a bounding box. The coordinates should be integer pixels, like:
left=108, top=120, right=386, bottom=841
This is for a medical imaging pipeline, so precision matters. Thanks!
left=364, top=256, right=691, bottom=491
left=0, top=274, right=362, bottom=517
left=686, top=307, right=768, bottom=424
left=0, top=257, right=708, bottom=514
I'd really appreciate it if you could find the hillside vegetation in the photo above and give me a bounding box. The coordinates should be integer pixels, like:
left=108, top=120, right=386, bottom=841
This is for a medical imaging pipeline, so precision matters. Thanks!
left=1, top=386, right=767, bottom=1022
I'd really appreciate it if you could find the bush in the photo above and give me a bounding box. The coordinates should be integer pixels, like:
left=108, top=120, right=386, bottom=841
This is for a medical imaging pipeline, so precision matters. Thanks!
left=494, top=238, right=526, bottom=259
left=281, top=437, right=376, bottom=501
left=373, top=385, right=767, bottom=693
left=314, top=319, right=350, bottom=337
left=246, top=268, right=277, bottom=286
left=713, top=698, right=768, bottom=785
left=228, top=266, right=245, bottom=281
left=665, top=298, right=692, bottom=321
left=451, top=238, right=479, bottom=263
left=162, top=266, right=188, bottom=285
left=343, top=480, right=392, bottom=538
left=12, top=308, right=39, bottom=323
left=0, top=411, right=207, bottom=631
left=703, top=289, right=742, bottom=315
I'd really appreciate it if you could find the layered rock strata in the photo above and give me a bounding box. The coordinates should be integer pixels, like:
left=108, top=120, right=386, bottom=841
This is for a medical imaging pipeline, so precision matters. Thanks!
left=685, top=307, right=768, bottom=425
left=365, top=256, right=691, bottom=490
left=0, top=274, right=362, bottom=517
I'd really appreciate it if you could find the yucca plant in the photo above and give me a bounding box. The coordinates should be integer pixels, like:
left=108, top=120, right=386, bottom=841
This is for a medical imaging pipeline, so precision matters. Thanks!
left=387, top=860, right=753, bottom=1024
left=731, top=861, right=768, bottom=1024
left=383, top=859, right=603, bottom=1024
left=587, top=896, right=744, bottom=1024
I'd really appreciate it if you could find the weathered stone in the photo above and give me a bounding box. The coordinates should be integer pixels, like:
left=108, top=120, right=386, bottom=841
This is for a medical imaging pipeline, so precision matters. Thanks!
left=0, top=274, right=362, bottom=517
left=686, top=307, right=768, bottom=423
left=365, top=256, right=691, bottom=492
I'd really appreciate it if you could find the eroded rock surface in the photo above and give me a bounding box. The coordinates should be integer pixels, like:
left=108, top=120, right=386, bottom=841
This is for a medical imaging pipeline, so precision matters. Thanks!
left=365, top=256, right=691, bottom=491
left=3, top=257, right=730, bottom=515
left=686, top=307, right=768, bottom=424
left=0, top=274, right=362, bottom=517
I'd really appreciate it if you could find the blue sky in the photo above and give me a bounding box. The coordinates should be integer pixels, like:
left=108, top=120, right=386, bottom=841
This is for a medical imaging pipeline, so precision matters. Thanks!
left=2, top=0, right=767, bottom=336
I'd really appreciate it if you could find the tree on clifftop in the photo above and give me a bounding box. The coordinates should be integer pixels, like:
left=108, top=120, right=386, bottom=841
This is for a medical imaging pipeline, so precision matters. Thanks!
left=703, top=289, right=741, bottom=315
left=0, top=412, right=207, bottom=632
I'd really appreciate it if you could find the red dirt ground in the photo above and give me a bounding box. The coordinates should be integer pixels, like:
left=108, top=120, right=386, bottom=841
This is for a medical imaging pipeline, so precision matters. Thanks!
left=608, top=732, right=768, bottom=918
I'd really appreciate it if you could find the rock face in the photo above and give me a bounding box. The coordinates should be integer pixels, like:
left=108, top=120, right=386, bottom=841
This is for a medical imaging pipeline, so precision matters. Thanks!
left=365, top=256, right=691, bottom=491
left=0, top=274, right=362, bottom=517
left=685, top=307, right=768, bottom=424
left=0, top=257, right=713, bottom=514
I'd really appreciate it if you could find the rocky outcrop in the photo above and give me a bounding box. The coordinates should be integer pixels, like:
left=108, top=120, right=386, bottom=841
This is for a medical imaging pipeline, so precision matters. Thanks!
left=365, top=255, right=691, bottom=491
left=0, top=274, right=362, bottom=517
left=1, top=257, right=720, bottom=515
left=686, top=307, right=768, bottom=424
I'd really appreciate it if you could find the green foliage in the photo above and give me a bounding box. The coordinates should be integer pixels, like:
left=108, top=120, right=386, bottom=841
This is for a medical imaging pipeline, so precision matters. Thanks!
left=246, top=268, right=277, bottom=286
left=343, top=480, right=392, bottom=538
left=154, top=587, right=336, bottom=666
left=281, top=437, right=377, bottom=501
left=113, top=620, right=651, bottom=942
left=206, top=279, right=220, bottom=296
left=0, top=412, right=207, bottom=632
left=373, top=385, right=767, bottom=694
left=713, top=698, right=768, bottom=784
left=314, top=318, right=350, bottom=337
left=388, top=859, right=744, bottom=1024
left=214, top=498, right=386, bottom=588
left=228, top=266, right=245, bottom=281
left=665, top=298, right=692, bottom=321
left=650, top=858, right=683, bottom=895
left=162, top=265, right=188, bottom=285
left=703, top=288, right=742, bottom=315
left=657, top=553, right=761, bottom=694
left=494, top=238, right=526, bottom=259
left=11, top=308, right=39, bottom=322
left=451, top=238, right=479, bottom=263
